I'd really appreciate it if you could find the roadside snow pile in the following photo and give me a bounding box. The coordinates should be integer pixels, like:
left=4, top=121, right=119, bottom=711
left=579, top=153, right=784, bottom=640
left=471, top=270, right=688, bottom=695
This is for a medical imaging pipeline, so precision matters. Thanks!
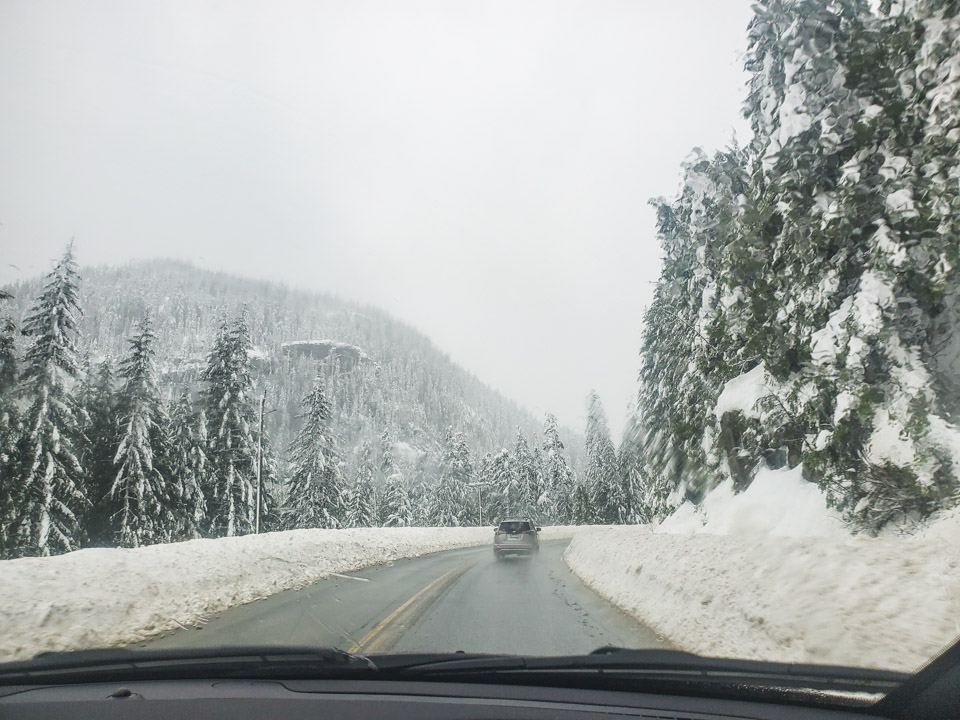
left=564, top=469, right=960, bottom=671
left=658, top=466, right=847, bottom=538
left=0, top=527, right=500, bottom=663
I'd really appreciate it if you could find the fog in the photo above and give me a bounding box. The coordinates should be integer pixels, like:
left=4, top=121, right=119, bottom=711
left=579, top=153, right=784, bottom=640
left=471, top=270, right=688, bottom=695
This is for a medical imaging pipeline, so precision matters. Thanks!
left=0, top=0, right=752, bottom=436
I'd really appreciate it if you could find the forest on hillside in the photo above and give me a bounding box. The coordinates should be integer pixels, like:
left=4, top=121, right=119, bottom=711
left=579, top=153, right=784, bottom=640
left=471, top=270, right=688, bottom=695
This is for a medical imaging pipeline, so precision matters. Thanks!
left=3, top=0, right=960, bottom=556
left=631, top=0, right=960, bottom=531
left=0, top=254, right=646, bottom=557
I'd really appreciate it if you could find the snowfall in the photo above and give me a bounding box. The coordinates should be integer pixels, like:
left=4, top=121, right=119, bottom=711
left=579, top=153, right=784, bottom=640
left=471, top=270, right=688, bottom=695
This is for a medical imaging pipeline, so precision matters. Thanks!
left=1, top=478, right=958, bottom=672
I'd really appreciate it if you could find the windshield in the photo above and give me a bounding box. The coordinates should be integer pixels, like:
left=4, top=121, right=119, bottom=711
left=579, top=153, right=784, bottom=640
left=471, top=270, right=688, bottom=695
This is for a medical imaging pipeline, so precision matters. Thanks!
left=1, top=0, right=959, bottom=706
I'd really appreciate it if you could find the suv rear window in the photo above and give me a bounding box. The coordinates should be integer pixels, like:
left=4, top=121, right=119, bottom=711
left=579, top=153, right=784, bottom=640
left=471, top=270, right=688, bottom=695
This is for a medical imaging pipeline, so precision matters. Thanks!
left=498, top=521, right=531, bottom=533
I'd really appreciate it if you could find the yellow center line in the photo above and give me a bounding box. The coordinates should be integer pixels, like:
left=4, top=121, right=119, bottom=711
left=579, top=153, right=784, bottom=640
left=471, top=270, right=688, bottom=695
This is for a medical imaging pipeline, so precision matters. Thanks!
left=348, top=568, right=457, bottom=654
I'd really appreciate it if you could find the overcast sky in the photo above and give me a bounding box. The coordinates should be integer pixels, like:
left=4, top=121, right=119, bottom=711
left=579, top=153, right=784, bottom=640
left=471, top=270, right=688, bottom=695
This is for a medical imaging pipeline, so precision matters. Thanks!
left=0, top=0, right=753, bottom=437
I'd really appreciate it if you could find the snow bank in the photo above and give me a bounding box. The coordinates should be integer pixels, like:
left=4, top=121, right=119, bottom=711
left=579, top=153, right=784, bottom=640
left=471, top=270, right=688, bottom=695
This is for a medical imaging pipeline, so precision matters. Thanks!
left=564, top=474, right=960, bottom=672
left=0, top=527, right=500, bottom=663
left=658, top=466, right=847, bottom=538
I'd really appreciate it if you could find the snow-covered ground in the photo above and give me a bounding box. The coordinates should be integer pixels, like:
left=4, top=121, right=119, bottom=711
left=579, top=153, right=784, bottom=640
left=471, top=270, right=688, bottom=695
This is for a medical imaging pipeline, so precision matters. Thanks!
left=2, top=498, right=956, bottom=673
left=0, top=528, right=491, bottom=662
left=563, top=467, right=960, bottom=672
left=0, top=526, right=576, bottom=663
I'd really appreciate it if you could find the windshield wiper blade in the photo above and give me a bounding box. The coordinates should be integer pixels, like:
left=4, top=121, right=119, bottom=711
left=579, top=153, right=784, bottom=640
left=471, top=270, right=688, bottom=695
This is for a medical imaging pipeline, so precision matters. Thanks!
left=0, top=645, right=379, bottom=684
left=392, top=647, right=907, bottom=696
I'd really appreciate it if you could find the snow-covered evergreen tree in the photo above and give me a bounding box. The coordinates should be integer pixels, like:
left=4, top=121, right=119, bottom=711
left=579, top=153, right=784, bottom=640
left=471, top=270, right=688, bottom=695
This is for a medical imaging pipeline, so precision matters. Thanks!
left=110, top=317, right=173, bottom=547
left=572, top=482, right=593, bottom=525
left=513, top=431, right=544, bottom=517
left=635, top=0, right=960, bottom=530
left=344, top=441, right=377, bottom=527
left=0, top=295, right=20, bottom=556
left=380, top=471, right=413, bottom=527
left=584, top=392, right=624, bottom=524
left=77, top=361, right=118, bottom=545
left=429, top=429, right=472, bottom=526
left=617, top=411, right=649, bottom=524
left=167, top=391, right=209, bottom=540
left=202, top=314, right=261, bottom=536
left=542, top=412, right=575, bottom=524
left=377, top=428, right=413, bottom=526
left=281, top=377, right=343, bottom=529
left=11, top=245, right=88, bottom=556
left=489, top=448, right=519, bottom=519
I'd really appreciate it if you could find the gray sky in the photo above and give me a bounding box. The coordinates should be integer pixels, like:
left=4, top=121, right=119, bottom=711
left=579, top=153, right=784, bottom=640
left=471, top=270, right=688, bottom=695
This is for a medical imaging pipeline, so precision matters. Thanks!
left=0, top=0, right=753, bottom=437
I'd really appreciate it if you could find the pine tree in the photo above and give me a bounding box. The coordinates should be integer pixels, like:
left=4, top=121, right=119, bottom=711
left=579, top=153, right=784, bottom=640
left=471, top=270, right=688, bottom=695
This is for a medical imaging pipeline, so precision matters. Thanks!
left=12, top=245, right=88, bottom=556
left=380, top=471, right=413, bottom=527
left=513, top=431, right=543, bottom=517
left=585, top=392, right=623, bottom=524
left=167, top=391, right=209, bottom=540
left=429, top=429, right=472, bottom=526
left=618, top=411, right=649, bottom=524
left=633, top=0, right=960, bottom=529
left=489, top=448, right=519, bottom=518
left=77, top=361, right=118, bottom=545
left=202, top=314, right=261, bottom=536
left=110, top=317, right=173, bottom=547
left=542, top=413, right=575, bottom=524
left=281, top=378, right=343, bottom=529
left=344, top=442, right=377, bottom=527
left=572, top=481, right=593, bottom=525
left=377, top=429, right=413, bottom=526
left=408, top=479, right=431, bottom=527
left=0, top=295, right=20, bottom=556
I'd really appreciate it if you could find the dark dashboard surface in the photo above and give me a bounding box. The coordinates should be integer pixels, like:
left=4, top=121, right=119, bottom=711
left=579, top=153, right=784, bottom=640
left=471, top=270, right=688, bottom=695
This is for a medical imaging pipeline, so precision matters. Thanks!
left=0, top=678, right=879, bottom=720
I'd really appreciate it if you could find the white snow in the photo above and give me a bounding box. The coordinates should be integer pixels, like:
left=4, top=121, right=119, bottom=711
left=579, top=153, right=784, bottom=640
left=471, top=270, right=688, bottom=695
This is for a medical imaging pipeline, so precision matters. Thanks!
left=0, top=526, right=567, bottom=663
left=563, top=473, right=960, bottom=671
left=712, top=364, right=770, bottom=419
left=658, top=466, right=846, bottom=539
left=885, top=188, right=918, bottom=216
left=867, top=407, right=918, bottom=468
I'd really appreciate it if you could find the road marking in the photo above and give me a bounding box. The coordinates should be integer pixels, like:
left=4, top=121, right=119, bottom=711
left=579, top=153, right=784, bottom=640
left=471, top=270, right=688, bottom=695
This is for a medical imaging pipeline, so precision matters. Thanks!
left=329, top=572, right=371, bottom=582
left=348, top=568, right=458, bottom=654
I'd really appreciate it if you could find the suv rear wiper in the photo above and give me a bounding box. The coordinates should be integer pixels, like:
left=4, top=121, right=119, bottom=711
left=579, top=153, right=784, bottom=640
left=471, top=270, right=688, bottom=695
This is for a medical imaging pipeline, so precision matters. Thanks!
left=0, top=646, right=379, bottom=684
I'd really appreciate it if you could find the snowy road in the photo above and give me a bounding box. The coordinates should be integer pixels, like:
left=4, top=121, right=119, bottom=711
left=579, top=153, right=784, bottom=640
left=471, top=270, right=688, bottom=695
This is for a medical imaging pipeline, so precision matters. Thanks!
left=142, top=540, right=668, bottom=655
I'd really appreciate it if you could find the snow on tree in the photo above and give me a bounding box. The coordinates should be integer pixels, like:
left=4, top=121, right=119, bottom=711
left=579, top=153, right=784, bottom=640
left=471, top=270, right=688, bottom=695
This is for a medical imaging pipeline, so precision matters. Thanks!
left=584, top=392, right=627, bottom=525
left=489, top=448, right=520, bottom=519
left=429, top=429, right=472, bottom=526
left=344, top=441, right=377, bottom=527
left=617, top=410, right=649, bottom=524
left=407, top=479, right=431, bottom=526
left=635, top=0, right=960, bottom=530
left=109, top=317, right=174, bottom=547
left=76, top=360, right=119, bottom=545
left=280, top=377, right=344, bottom=529
left=167, top=391, right=209, bottom=540
left=572, top=482, right=593, bottom=525
left=11, top=244, right=88, bottom=556
left=542, top=412, right=575, bottom=524
left=0, top=294, right=20, bottom=556
left=513, top=431, right=544, bottom=518
left=202, top=313, right=263, bottom=536
left=380, top=471, right=413, bottom=527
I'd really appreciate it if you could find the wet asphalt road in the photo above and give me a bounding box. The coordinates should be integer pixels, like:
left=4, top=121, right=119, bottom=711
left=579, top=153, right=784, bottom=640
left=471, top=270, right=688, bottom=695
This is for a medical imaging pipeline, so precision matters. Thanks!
left=143, top=540, right=668, bottom=656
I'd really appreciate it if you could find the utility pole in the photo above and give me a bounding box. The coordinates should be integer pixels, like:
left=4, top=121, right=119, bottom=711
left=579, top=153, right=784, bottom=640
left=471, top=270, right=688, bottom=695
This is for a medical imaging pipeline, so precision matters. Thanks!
left=466, top=482, right=491, bottom=527
left=256, top=393, right=265, bottom=534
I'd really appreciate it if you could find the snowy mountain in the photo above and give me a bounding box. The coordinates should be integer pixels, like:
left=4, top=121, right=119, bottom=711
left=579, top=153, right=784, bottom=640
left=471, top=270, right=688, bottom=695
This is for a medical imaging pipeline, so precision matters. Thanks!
left=0, top=258, right=585, bottom=554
